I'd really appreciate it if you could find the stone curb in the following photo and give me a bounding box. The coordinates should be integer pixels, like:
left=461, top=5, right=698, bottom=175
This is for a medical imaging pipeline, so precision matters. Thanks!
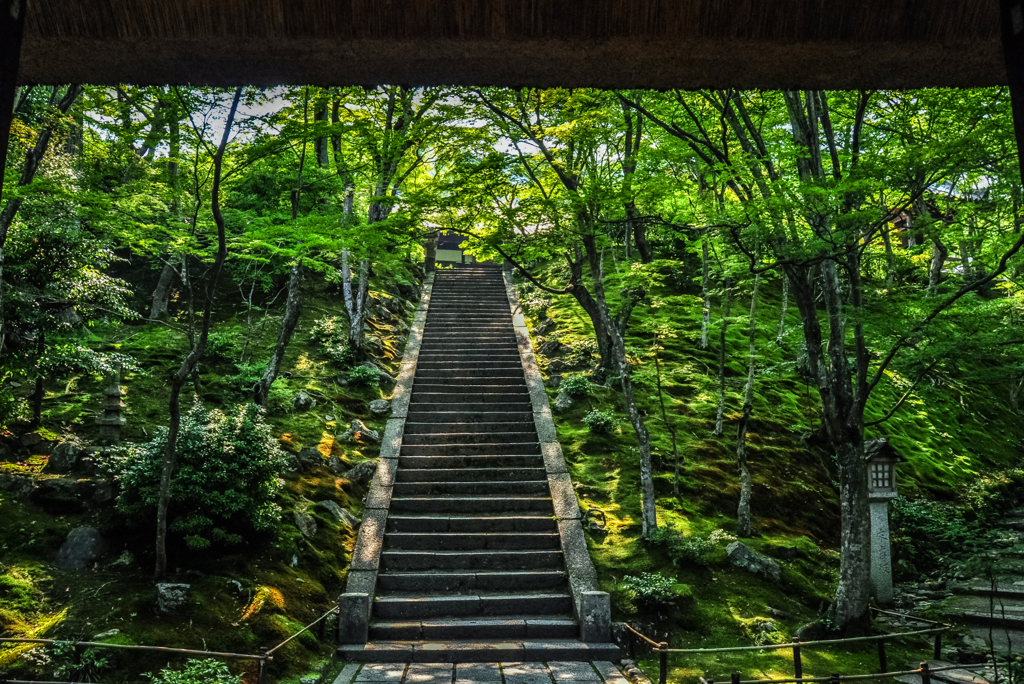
left=501, top=271, right=609, bottom=643
left=341, top=272, right=435, bottom=643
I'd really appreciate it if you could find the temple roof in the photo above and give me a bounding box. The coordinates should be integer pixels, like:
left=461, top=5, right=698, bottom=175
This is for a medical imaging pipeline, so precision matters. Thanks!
left=19, top=0, right=1005, bottom=89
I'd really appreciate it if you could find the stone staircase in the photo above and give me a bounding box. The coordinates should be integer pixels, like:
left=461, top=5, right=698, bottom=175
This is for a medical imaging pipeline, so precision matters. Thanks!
left=340, top=267, right=617, bottom=662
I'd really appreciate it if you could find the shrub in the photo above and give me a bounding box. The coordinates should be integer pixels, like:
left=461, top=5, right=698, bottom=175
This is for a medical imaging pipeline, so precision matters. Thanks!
left=310, top=315, right=354, bottom=365
left=649, top=526, right=736, bottom=567
left=621, top=573, right=679, bottom=611
left=348, top=365, right=380, bottom=388
left=583, top=409, right=615, bottom=434
left=227, top=362, right=265, bottom=393
left=143, top=658, right=241, bottom=684
left=205, top=332, right=235, bottom=361
left=560, top=374, right=590, bottom=397
left=103, top=399, right=286, bottom=550
left=50, top=641, right=111, bottom=682
left=564, top=338, right=599, bottom=367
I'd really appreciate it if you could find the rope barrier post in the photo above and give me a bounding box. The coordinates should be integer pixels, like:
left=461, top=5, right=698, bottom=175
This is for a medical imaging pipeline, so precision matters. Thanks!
left=920, top=662, right=930, bottom=684
left=933, top=632, right=942, bottom=660
left=659, top=642, right=669, bottom=684
left=257, top=647, right=268, bottom=684
left=792, top=638, right=802, bottom=681
left=731, top=672, right=740, bottom=684
left=830, top=673, right=840, bottom=684
left=877, top=639, right=887, bottom=673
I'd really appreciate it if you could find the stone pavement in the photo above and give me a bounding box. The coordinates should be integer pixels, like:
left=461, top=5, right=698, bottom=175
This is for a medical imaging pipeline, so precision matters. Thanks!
left=333, top=661, right=630, bottom=684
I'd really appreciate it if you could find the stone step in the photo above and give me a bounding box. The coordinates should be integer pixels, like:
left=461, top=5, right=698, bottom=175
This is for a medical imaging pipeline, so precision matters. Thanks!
left=339, top=639, right=620, bottom=663
left=401, top=431, right=537, bottom=445
left=413, top=376, right=527, bottom=387
left=389, top=496, right=553, bottom=514
left=369, top=616, right=578, bottom=641
left=392, top=481, right=550, bottom=497
left=957, top=585, right=1024, bottom=599
left=395, top=467, right=548, bottom=482
left=384, top=531, right=561, bottom=550
left=386, top=515, right=557, bottom=533
left=402, top=421, right=535, bottom=434
left=411, top=385, right=529, bottom=397
left=418, top=344, right=519, bottom=352
left=375, top=570, right=567, bottom=592
left=415, top=368, right=525, bottom=379
left=406, top=399, right=532, bottom=413
left=416, top=356, right=524, bottom=365
left=956, top=611, right=1024, bottom=628
left=398, top=454, right=544, bottom=469
left=380, top=549, right=564, bottom=571
left=403, top=411, right=534, bottom=424
left=373, top=594, right=574, bottom=619
left=399, top=442, right=540, bottom=456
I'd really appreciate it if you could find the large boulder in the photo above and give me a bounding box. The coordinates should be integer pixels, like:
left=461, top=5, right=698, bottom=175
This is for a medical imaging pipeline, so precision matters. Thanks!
left=47, top=442, right=83, bottom=473
left=554, top=390, right=574, bottom=411
left=339, top=420, right=380, bottom=444
left=318, top=500, right=361, bottom=529
left=369, top=399, right=391, bottom=416
left=726, top=541, right=782, bottom=582
left=360, top=361, right=396, bottom=385
left=56, top=526, right=107, bottom=570
left=296, top=447, right=322, bottom=470
left=294, top=511, right=318, bottom=538
left=293, top=391, right=316, bottom=411
left=343, top=459, right=377, bottom=486
left=156, top=583, right=190, bottom=612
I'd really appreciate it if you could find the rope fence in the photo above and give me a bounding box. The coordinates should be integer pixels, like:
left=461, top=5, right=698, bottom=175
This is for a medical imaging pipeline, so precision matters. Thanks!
left=626, top=608, right=956, bottom=684
left=0, top=603, right=340, bottom=684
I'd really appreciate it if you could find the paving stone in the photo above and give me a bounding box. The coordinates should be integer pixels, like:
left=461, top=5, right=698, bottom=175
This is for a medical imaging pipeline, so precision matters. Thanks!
left=354, top=663, right=407, bottom=681
left=455, top=663, right=503, bottom=683
left=333, top=663, right=362, bottom=684
left=548, top=662, right=601, bottom=681
left=502, top=663, right=550, bottom=675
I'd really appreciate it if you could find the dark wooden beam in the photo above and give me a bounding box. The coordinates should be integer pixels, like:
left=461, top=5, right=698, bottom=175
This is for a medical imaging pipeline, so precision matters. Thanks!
left=0, top=0, right=28, bottom=207
left=1003, top=0, right=1024, bottom=182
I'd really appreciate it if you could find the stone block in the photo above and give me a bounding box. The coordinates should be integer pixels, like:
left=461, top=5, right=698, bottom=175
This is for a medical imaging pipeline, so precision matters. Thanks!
left=548, top=473, right=580, bottom=520
left=156, top=583, right=190, bottom=612
left=549, top=663, right=602, bottom=681
left=345, top=569, right=377, bottom=597
left=351, top=508, right=387, bottom=571
left=365, top=482, right=393, bottom=510
left=542, top=442, right=568, bottom=474
left=380, top=419, right=405, bottom=460
left=332, top=663, right=362, bottom=684
left=579, top=592, right=612, bottom=644
left=373, top=457, right=399, bottom=488
left=534, top=417, right=557, bottom=443
left=337, top=593, right=370, bottom=644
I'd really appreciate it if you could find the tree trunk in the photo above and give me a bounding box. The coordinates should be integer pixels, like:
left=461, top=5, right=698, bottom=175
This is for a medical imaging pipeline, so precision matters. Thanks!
left=255, top=264, right=303, bottom=406
left=587, top=238, right=657, bottom=537
left=735, top=274, right=760, bottom=538
left=882, top=225, right=896, bottom=288
left=700, top=235, right=711, bottom=349
left=149, top=262, right=176, bottom=320
left=713, top=276, right=732, bottom=436
left=928, top=238, right=948, bottom=294
left=1011, top=375, right=1024, bottom=413
left=828, top=439, right=872, bottom=627
left=776, top=274, right=788, bottom=345
left=155, top=87, right=241, bottom=581
left=654, top=347, right=681, bottom=497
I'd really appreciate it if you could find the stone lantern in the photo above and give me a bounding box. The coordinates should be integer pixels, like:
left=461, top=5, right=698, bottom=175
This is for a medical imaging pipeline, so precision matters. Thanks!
left=865, top=438, right=904, bottom=605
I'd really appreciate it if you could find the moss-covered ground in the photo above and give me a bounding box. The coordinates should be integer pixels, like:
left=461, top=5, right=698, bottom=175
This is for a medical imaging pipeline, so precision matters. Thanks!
left=519, top=253, right=1024, bottom=682
left=0, top=265, right=422, bottom=683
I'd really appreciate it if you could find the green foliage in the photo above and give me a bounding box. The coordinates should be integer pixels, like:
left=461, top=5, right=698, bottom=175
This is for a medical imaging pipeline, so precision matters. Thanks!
left=621, top=572, right=679, bottom=611
left=648, top=526, right=736, bottom=567
left=563, top=339, right=599, bottom=368
left=583, top=409, right=615, bottom=434
left=0, top=383, right=30, bottom=430
left=519, top=288, right=551, bottom=317
left=205, top=332, right=236, bottom=361
left=891, top=496, right=991, bottom=566
left=560, top=374, right=590, bottom=397
left=347, top=365, right=380, bottom=388
left=228, top=362, right=265, bottom=393
left=143, top=658, right=241, bottom=684
left=309, top=315, right=353, bottom=365
left=50, top=641, right=111, bottom=682
left=102, top=399, right=285, bottom=550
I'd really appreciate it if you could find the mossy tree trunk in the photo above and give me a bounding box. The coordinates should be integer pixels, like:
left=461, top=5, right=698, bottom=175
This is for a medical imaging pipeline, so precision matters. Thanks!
left=735, top=273, right=760, bottom=538
left=155, top=87, right=241, bottom=581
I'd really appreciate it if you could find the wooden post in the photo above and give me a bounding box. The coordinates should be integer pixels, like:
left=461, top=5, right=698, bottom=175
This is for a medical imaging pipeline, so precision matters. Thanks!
left=829, top=674, right=839, bottom=684
left=257, top=647, right=268, bottom=684
left=628, top=625, right=635, bottom=659
left=920, top=662, right=930, bottom=684
left=933, top=632, right=942, bottom=660
left=792, top=638, right=802, bottom=681
left=1000, top=0, right=1024, bottom=183
left=731, top=673, right=740, bottom=684
left=877, top=639, right=888, bottom=673
left=659, top=642, right=668, bottom=684
left=0, top=0, right=28, bottom=207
